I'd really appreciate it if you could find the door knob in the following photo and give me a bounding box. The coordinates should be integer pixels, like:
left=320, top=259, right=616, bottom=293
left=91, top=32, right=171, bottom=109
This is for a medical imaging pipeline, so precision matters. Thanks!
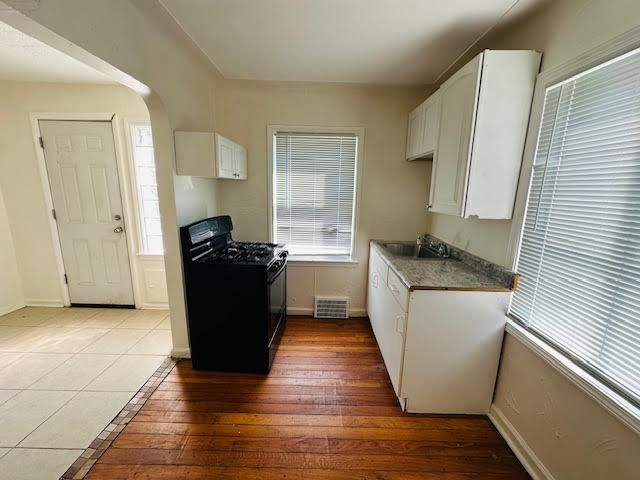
left=113, top=226, right=124, bottom=234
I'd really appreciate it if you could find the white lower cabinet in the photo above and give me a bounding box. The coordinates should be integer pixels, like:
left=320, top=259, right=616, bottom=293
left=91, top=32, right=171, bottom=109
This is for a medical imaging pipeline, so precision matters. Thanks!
left=367, top=247, right=508, bottom=414
left=367, top=261, right=405, bottom=396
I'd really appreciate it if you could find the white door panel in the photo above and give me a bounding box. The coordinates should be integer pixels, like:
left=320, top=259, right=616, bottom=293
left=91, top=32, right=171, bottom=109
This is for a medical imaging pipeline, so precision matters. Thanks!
left=40, top=120, right=134, bottom=305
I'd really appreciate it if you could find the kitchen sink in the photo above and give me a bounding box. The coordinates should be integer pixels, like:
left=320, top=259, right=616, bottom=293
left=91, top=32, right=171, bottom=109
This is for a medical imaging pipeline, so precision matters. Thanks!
left=382, top=242, right=444, bottom=259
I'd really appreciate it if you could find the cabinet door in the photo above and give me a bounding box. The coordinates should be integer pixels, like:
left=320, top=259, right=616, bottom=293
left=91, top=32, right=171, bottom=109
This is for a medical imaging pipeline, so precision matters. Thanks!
left=234, top=144, right=247, bottom=180
left=405, top=104, right=424, bottom=160
left=367, top=265, right=383, bottom=342
left=420, top=93, right=440, bottom=156
left=216, top=134, right=236, bottom=179
left=430, top=54, right=482, bottom=215
left=379, top=286, right=406, bottom=396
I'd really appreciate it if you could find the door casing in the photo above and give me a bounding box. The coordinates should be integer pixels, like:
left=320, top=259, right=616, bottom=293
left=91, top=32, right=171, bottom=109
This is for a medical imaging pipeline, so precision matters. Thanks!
left=30, top=112, right=143, bottom=307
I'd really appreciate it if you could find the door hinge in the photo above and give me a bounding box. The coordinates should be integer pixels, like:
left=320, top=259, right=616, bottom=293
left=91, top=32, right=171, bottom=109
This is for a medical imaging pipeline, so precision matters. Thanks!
left=51, top=209, right=56, bottom=220
left=39, top=137, right=45, bottom=149
left=63, top=274, right=68, bottom=284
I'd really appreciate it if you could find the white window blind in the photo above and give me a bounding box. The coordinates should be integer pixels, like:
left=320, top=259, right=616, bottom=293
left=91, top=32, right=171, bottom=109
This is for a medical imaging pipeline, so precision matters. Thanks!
left=510, top=47, right=640, bottom=405
left=130, top=124, right=164, bottom=255
left=272, top=131, right=358, bottom=257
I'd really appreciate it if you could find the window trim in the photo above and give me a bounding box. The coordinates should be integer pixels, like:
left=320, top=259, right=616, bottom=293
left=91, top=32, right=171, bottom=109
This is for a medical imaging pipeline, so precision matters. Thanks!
left=124, top=118, right=163, bottom=257
left=506, top=25, right=640, bottom=431
left=266, top=124, right=364, bottom=263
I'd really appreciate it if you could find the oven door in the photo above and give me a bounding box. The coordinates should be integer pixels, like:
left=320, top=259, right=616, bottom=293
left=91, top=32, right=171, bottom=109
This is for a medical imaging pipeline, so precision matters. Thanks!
left=268, top=261, right=286, bottom=346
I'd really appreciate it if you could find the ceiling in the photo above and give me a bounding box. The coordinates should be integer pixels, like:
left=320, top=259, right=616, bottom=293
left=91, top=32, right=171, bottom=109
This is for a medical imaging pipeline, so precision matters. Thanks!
left=0, top=21, right=114, bottom=84
left=160, top=0, right=528, bottom=85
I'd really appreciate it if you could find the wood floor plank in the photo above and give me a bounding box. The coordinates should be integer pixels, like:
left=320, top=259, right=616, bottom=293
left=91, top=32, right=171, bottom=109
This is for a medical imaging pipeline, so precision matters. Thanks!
left=123, top=422, right=505, bottom=443
left=141, top=400, right=405, bottom=416
left=86, top=316, right=529, bottom=479
left=87, top=464, right=528, bottom=480
left=113, top=433, right=510, bottom=454
left=162, top=374, right=387, bottom=388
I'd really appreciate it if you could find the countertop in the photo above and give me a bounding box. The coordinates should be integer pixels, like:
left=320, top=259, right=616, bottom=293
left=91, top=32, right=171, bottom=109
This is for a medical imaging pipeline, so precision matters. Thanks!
left=371, top=238, right=517, bottom=292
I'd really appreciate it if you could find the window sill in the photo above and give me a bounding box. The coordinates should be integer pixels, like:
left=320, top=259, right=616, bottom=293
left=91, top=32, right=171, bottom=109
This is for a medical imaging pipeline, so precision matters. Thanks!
left=505, top=319, right=640, bottom=435
left=287, top=255, right=358, bottom=267
left=136, top=253, right=165, bottom=260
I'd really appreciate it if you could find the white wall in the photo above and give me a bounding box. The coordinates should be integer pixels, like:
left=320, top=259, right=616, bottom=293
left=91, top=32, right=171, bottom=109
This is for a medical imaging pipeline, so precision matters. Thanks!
left=0, top=80, right=168, bottom=308
left=0, top=186, right=23, bottom=316
left=214, top=79, right=431, bottom=314
left=424, top=1, right=640, bottom=478
left=0, top=0, right=222, bottom=355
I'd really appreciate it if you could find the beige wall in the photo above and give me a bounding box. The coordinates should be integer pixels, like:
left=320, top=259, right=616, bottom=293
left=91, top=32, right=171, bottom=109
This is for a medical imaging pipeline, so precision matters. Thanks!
left=0, top=186, right=23, bottom=315
left=0, top=0, right=222, bottom=354
left=494, top=334, right=640, bottom=479
left=0, top=81, right=162, bottom=307
left=425, top=1, right=640, bottom=479
left=214, top=79, right=430, bottom=313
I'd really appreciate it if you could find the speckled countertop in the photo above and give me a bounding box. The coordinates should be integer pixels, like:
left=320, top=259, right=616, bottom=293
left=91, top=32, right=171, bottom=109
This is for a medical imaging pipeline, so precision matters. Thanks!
left=371, top=237, right=517, bottom=292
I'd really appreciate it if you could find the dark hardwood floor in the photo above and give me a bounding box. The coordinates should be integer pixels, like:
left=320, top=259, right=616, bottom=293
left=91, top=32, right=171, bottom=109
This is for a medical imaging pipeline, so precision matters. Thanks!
left=86, top=316, right=530, bottom=479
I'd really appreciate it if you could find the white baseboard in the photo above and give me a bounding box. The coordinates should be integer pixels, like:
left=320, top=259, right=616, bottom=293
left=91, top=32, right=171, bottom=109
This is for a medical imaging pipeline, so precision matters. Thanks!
left=24, top=299, right=65, bottom=308
left=489, top=405, right=556, bottom=480
left=287, top=306, right=368, bottom=317
left=138, top=303, right=169, bottom=310
left=171, top=347, right=191, bottom=359
left=0, top=303, right=25, bottom=317
left=287, top=307, right=314, bottom=316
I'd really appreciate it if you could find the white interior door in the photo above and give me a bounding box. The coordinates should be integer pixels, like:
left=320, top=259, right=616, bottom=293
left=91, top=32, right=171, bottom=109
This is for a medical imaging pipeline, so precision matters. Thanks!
left=40, top=120, right=134, bottom=305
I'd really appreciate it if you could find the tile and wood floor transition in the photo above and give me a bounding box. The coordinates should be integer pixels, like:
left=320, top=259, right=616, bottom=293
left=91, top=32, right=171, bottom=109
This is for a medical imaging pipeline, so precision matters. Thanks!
left=0, top=307, right=171, bottom=480
left=84, top=317, right=530, bottom=479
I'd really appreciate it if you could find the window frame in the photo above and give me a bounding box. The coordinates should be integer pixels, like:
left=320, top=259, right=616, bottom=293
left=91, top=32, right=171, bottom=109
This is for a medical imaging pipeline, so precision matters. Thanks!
left=124, top=118, right=164, bottom=257
left=267, top=125, right=364, bottom=264
left=506, top=27, right=640, bottom=433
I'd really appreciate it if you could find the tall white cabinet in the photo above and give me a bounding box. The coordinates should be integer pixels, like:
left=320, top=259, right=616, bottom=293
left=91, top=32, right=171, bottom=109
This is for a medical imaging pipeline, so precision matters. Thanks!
left=175, top=131, right=247, bottom=180
left=407, top=50, right=541, bottom=219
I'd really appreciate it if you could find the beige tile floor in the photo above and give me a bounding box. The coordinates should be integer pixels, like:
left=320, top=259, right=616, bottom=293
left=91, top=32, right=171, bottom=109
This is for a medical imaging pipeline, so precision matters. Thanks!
left=0, top=307, right=171, bottom=480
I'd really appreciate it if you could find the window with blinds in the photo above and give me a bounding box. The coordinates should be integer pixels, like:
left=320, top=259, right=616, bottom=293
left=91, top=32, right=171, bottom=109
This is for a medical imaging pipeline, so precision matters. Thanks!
left=272, top=130, right=359, bottom=258
left=510, top=47, right=640, bottom=405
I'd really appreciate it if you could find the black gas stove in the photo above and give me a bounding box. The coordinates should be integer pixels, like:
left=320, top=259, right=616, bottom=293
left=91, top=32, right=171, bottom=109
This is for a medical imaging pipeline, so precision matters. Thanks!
left=180, top=216, right=287, bottom=373
left=204, top=241, right=285, bottom=265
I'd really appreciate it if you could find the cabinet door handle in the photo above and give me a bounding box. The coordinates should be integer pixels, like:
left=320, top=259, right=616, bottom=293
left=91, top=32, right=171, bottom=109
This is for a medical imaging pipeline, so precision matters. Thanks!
left=395, top=314, right=405, bottom=334
left=389, top=284, right=399, bottom=294
left=371, top=272, right=378, bottom=288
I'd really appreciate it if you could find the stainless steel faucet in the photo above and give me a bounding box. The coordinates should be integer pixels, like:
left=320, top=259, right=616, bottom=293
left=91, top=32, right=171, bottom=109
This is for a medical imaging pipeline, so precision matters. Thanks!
left=417, top=235, right=450, bottom=258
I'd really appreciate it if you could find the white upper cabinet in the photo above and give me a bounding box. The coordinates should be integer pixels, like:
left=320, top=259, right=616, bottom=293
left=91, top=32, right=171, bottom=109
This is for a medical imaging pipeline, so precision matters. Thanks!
left=174, top=131, right=248, bottom=180
left=406, top=90, right=440, bottom=160
left=234, top=143, right=248, bottom=180
left=421, top=93, right=440, bottom=156
left=429, top=50, right=541, bottom=219
left=429, top=55, right=482, bottom=215
left=406, top=103, right=424, bottom=160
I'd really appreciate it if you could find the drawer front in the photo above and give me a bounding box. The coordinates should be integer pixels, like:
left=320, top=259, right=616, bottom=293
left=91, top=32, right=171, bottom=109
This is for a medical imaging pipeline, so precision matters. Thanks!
left=387, top=268, right=409, bottom=311
left=370, top=248, right=389, bottom=285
